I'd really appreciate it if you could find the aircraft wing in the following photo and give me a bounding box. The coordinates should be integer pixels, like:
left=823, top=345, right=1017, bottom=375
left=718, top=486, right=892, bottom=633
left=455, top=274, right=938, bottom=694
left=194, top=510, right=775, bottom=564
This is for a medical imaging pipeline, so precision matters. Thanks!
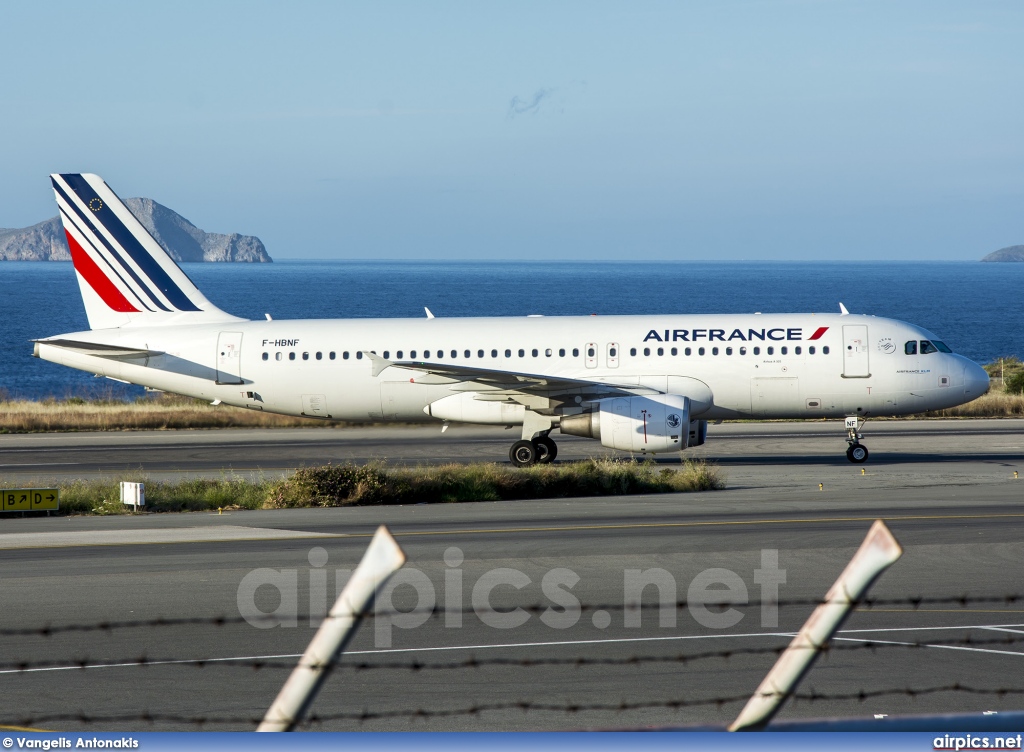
left=363, top=352, right=657, bottom=399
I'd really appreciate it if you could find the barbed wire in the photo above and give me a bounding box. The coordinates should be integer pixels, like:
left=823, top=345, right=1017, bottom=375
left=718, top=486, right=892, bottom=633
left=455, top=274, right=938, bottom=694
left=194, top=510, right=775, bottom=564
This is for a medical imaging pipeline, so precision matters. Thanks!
left=4, top=685, right=1023, bottom=729
left=2, top=593, right=1021, bottom=638
left=3, top=633, right=1023, bottom=675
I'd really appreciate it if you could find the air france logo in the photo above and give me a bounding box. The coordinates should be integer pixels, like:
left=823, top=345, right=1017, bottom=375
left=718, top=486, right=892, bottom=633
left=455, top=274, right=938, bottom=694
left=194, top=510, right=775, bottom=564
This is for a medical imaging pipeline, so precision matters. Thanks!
left=642, top=326, right=829, bottom=343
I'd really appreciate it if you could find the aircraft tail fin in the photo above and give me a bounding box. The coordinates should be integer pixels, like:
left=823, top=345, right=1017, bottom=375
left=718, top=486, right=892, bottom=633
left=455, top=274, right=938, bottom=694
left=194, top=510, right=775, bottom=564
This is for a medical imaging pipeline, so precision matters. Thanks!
left=49, top=173, right=243, bottom=330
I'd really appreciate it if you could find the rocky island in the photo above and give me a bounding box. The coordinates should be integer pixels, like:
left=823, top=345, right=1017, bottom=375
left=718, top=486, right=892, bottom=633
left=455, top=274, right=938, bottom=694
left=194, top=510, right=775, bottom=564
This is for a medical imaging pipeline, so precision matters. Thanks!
left=981, top=245, right=1024, bottom=262
left=0, top=198, right=271, bottom=262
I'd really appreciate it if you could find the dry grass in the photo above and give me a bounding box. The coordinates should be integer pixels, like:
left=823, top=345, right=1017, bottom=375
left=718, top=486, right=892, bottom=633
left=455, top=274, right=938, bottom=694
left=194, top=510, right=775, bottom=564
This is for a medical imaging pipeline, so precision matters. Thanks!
left=266, top=458, right=725, bottom=508
left=0, top=394, right=343, bottom=432
left=921, top=388, right=1024, bottom=418
left=2, top=376, right=1023, bottom=434
left=31, top=459, right=724, bottom=515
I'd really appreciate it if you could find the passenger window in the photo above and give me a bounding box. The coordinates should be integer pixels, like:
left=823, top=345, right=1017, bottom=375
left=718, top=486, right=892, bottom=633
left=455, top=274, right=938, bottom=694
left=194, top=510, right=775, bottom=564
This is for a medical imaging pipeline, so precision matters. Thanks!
left=289, top=352, right=296, bottom=361
left=262, top=352, right=268, bottom=361
left=905, top=341, right=917, bottom=355
left=410, top=350, right=417, bottom=359
left=920, top=340, right=937, bottom=355
left=822, top=345, right=830, bottom=355
left=725, top=347, right=732, bottom=355
left=587, top=347, right=595, bottom=357
left=573, top=348, right=580, bottom=357
left=781, top=346, right=787, bottom=355
left=532, top=349, right=539, bottom=357
left=464, top=350, right=471, bottom=358
left=492, top=349, right=498, bottom=358
left=739, top=346, right=746, bottom=355
left=643, top=347, right=651, bottom=356
left=559, top=348, right=566, bottom=357
left=630, top=348, right=637, bottom=356
left=712, top=347, right=719, bottom=355
left=753, top=346, right=760, bottom=355
left=767, top=346, right=774, bottom=355
left=519, top=349, right=525, bottom=357
left=356, top=352, right=363, bottom=360
left=505, top=349, right=512, bottom=358
left=685, top=347, right=692, bottom=356
left=698, top=347, right=705, bottom=356
left=478, top=349, right=485, bottom=358
left=276, top=352, right=282, bottom=361
left=657, top=347, right=664, bottom=356
left=794, top=346, right=801, bottom=355
left=670, top=347, right=677, bottom=356
left=383, top=351, right=390, bottom=359
left=302, top=352, right=309, bottom=360
left=451, top=350, right=457, bottom=358
left=808, top=346, right=815, bottom=355
left=316, top=352, right=322, bottom=360
left=396, top=351, right=403, bottom=359
left=546, top=348, right=552, bottom=357
left=341, top=352, right=347, bottom=360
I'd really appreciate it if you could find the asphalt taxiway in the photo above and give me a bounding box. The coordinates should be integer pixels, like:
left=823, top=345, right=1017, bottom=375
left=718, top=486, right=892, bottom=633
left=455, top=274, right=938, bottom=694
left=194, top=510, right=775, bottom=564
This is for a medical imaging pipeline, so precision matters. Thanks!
left=0, top=420, right=1022, bottom=731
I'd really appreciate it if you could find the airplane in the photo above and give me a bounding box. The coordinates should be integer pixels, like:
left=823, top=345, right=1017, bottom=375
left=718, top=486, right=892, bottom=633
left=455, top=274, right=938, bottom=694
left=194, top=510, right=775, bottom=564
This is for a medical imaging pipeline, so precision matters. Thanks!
left=33, top=173, right=990, bottom=466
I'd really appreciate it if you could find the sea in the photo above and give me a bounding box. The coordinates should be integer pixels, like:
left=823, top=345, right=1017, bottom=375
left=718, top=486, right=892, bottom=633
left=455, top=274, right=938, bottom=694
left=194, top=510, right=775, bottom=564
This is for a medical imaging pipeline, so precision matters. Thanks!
left=1, top=260, right=1021, bottom=401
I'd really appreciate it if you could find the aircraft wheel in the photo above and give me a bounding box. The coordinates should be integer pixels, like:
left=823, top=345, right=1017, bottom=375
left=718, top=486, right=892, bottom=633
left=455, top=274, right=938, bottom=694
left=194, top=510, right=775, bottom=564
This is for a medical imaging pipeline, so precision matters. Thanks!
left=510, top=440, right=539, bottom=467
left=846, top=443, right=869, bottom=463
left=534, top=436, right=557, bottom=464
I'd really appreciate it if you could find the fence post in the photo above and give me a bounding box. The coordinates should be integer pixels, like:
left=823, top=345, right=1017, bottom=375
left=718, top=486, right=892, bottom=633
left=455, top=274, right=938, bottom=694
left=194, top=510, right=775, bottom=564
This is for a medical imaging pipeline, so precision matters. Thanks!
left=257, top=525, right=406, bottom=731
left=728, top=519, right=903, bottom=731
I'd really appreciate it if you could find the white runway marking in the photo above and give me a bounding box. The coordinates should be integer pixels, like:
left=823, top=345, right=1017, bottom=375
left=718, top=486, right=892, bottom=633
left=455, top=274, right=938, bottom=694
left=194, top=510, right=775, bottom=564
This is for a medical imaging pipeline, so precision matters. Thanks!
left=3, top=622, right=1022, bottom=677
left=0, top=526, right=342, bottom=549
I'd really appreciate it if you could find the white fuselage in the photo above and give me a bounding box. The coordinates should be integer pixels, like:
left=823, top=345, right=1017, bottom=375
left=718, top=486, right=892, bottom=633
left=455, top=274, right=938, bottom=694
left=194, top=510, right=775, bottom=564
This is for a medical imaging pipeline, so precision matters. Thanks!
left=36, top=312, right=989, bottom=425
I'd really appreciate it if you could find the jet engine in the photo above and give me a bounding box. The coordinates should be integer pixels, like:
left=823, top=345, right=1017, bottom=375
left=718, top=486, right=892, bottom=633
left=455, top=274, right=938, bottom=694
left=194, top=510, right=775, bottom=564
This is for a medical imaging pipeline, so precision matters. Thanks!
left=688, top=419, right=707, bottom=447
left=560, top=394, right=691, bottom=453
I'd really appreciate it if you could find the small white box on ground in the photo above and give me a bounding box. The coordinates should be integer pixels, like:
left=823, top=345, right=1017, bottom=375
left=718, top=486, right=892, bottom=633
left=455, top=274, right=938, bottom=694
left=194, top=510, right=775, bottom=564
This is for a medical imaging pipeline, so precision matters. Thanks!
left=121, top=482, right=145, bottom=507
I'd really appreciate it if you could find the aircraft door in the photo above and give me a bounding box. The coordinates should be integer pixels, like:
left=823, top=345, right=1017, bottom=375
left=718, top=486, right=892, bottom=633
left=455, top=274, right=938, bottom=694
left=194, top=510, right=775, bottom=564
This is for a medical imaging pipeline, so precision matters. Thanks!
left=216, top=331, right=244, bottom=385
left=607, top=342, right=619, bottom=368
left=585, top=342, right=598, bottom=369
left=842, top=325, right=870, bottom=378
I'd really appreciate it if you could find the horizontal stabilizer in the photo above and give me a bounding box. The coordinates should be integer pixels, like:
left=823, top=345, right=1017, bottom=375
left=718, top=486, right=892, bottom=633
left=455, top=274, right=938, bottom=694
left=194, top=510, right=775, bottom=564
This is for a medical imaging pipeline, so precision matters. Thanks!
left=33, top=338, right=163, bottom=359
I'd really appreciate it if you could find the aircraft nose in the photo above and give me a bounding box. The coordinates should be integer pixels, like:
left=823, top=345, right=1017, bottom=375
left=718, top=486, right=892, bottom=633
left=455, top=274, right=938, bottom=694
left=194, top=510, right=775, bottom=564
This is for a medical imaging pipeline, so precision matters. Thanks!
left=964, top=360, right=990, bottom=399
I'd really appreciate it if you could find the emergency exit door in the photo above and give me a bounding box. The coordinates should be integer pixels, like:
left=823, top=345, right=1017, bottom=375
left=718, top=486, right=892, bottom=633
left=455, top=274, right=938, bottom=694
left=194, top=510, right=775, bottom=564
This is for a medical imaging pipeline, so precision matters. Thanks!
left=842, top=325, right=870, bottom=378
left=216, top=331, right=244, bottom=384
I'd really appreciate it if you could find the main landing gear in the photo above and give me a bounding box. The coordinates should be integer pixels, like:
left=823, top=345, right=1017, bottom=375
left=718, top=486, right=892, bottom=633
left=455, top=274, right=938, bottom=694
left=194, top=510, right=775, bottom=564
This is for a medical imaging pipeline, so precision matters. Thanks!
left=845, top=416, right=869, bottom=463
left=509, top=435, right=558, bottom=467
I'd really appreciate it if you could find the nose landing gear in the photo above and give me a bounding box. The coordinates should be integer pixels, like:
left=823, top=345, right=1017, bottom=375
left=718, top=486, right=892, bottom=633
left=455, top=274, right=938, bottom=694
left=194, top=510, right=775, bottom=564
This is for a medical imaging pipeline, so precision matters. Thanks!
left=845, top=416, right=869, bottom=463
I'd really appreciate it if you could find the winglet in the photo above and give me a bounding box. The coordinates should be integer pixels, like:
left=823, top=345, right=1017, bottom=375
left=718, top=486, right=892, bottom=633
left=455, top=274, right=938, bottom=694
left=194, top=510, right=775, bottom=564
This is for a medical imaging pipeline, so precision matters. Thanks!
left=425, top=307, right=435, bottom=319
left=839, top=302, right=849, bottom=316
left=362, top=351, right=395, bottom=377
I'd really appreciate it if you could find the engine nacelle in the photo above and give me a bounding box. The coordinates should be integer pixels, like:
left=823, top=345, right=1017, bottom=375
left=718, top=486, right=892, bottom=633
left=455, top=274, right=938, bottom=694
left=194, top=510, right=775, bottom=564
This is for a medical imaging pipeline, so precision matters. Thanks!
left=560, top=394, right=691, bottom=453
left=688, top=419, right=707, bottom=447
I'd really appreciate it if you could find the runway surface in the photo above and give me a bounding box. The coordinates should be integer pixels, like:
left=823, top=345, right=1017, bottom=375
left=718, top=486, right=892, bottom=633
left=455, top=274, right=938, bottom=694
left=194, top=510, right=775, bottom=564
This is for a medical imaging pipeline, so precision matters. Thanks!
left=0, top=420, right=1023, bottom=731
left=0, top=419, right=1022, bottom=493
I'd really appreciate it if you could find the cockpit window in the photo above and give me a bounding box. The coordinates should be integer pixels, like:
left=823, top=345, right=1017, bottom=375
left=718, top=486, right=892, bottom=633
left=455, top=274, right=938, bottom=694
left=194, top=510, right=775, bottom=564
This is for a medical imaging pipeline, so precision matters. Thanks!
left=933, top=341, right=952, bottom=353
left=920, top=340, right=938, bottom=355
left=905, top=341, right=917, bottom=355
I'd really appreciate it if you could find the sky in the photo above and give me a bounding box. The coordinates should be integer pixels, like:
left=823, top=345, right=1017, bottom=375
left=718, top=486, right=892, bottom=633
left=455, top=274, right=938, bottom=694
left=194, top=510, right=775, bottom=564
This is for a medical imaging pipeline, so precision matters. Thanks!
left=0, top=1, right=1022, bottom=261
